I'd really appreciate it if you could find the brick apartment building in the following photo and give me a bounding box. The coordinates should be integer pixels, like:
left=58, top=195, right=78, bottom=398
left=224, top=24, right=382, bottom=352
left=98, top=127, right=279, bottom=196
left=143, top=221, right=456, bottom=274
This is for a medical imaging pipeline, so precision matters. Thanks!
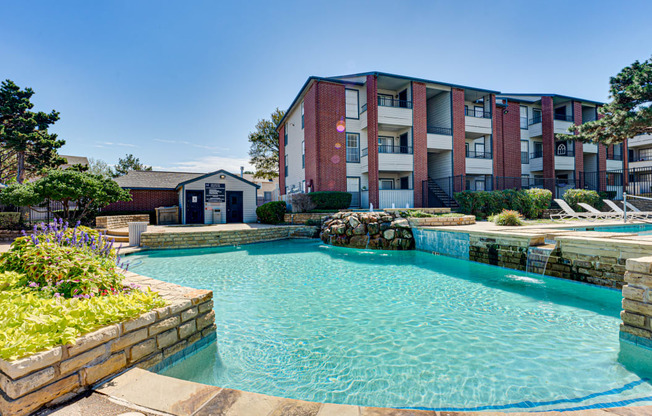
left=277, top=72, right=628, bottom=208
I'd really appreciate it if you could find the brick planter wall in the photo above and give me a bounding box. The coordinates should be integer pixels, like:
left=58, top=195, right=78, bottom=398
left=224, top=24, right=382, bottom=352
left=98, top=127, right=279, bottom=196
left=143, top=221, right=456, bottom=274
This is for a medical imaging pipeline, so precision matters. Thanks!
left=0, top=230, right=29, bottom=242
left=0, top=273, right=216, bottom=416
left=96, top=215, right=150, bottom=230
left=140, top=225, right=319, bottom=249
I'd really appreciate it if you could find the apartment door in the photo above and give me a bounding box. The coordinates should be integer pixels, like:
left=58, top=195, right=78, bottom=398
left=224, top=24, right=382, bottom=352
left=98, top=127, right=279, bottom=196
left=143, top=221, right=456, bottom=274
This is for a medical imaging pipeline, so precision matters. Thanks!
left=226, top=191, right=244, bottom=223
left=347, top=177, right=360, bottom=207
left=400, top=176, right=410, bottom=190
left=398, top=89, right=408, bottom=107
left=185, top=190, right=204, bottom=224
left=399, top=133, right=409, bottom=153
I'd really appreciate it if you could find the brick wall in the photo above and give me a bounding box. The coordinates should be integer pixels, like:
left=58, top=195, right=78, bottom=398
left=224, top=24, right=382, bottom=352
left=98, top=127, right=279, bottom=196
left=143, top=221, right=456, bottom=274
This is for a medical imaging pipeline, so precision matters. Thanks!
left=493, top=99, right=522, bottom=181
left=104, top=190, right=178, bottom=212
left=366, top=75, right=379, bottom=207
left=451, top=88, right=465, bottom=190
left=541, top=96, right=556, bottom=192
left=278, top=124, right=286, bottom=194
left=492, top=95, right=503, bottom=178
left=304, top=81, right=347, bottom=193
left=573, top=101, right=584, bottom=182
left=412, top=82, right=428, bottom=207
left=0, top=278, right=216, bottom=416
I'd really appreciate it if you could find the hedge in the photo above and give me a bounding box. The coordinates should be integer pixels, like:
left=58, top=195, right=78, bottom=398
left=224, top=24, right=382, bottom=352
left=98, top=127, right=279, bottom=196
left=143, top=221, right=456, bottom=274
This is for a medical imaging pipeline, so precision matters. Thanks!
left=454, top=188, right=552, bottom=219
left=0, top=212, right=21, bottom=230
left=308, top=191, right=352, bottom=210
left=256, top=201, right=287, bottom=224
left=562, top=189, right=602, bottom=212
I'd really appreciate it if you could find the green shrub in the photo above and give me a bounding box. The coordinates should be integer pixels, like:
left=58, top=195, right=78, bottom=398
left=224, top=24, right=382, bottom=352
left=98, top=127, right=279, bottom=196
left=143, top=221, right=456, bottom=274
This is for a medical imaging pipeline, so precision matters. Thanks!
left=0, top=212, right=21, bottom=230
left=492, top=209, right=524, bottom=226
left=563, top=189, right=602, bottom=212
left=399, top=210, right=435, bottom=218
left=454, top=188, right=551, bottom=219
left=308, top=191, right=352, bottom=210
left=256, top=201, right=286, bottom=224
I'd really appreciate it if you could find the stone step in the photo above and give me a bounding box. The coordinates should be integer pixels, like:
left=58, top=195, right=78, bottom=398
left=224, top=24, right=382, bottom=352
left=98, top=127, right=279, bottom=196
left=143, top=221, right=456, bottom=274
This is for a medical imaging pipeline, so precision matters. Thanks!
left=105, top=235, right=130, bottom=243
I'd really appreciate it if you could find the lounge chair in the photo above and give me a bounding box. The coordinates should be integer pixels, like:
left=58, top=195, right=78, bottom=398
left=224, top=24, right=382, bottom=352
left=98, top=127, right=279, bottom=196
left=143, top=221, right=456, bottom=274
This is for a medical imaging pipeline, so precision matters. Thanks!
left=604, top=199, right=652, bottom=220
left=551, top=199, right=605, bottom=221
left=577, top=203, right=621, bottom=220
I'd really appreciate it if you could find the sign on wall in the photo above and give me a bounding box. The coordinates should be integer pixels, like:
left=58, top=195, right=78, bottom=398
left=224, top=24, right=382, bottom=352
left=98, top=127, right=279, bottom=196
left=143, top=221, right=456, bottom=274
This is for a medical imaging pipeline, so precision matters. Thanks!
left=205, top=183, right=226, bottom=203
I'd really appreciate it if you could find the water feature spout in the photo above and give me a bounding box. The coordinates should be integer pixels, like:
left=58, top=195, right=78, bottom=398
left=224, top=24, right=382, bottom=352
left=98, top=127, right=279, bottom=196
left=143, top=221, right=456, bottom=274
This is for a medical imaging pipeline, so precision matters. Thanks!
left=526, top=242, right=556, bottom=275
left=392, top=203, right=396, bottom=209
left=369, top=203, right=374, bottom=212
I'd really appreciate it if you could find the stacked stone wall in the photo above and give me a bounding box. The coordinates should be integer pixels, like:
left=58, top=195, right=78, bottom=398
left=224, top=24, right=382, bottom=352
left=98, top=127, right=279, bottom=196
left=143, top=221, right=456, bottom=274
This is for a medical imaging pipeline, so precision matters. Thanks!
left=283, top=213, right=330, bottom=225
left=621, top=256, right=652, bottom=348
left=320, top=211, right=414, bottom=250
left=96, top=214, right=150, bottom=230
left=140, top=226, right=319, bottom=249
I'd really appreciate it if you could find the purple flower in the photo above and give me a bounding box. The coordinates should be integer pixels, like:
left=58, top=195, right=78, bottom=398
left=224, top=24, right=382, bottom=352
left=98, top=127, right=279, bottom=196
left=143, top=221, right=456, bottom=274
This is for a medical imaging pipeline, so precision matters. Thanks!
left=54, top=293, right=61, bottom=298
left=28, top=282, right=39, bottom=288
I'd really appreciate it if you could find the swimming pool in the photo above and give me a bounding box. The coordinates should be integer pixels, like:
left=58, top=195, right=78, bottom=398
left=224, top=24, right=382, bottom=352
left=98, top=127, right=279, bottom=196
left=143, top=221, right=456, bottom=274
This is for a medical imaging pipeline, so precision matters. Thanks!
left=568, top=223, right=652, bottom=235
left=128, top=240, right=652, bottom=411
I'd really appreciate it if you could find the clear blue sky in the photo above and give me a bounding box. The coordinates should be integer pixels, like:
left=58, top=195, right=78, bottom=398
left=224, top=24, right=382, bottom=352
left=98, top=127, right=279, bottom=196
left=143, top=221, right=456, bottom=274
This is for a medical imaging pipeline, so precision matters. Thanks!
left=2, top=0, right=651, bottom=172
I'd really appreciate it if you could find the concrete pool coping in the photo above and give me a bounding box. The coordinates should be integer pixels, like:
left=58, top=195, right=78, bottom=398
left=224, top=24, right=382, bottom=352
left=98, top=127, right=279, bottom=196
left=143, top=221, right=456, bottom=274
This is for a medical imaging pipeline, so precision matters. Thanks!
left=87, top=367, right=652, bottom=416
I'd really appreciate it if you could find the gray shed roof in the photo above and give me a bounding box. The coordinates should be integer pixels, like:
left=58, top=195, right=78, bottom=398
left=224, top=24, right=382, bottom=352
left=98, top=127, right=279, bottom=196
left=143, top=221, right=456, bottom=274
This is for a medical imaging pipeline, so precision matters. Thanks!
left=114, top=170, right=204, bottom=190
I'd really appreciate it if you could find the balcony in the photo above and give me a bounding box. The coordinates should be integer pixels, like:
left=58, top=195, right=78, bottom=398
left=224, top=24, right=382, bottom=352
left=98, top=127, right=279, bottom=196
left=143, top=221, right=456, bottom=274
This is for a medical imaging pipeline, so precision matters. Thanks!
left=360, top=146, right=413, bottom=172
left=377, top=96, right=412, bottom=127
left=466, top=151, right=493, bottom=175
left=554, top=114, right=574, bottom=122
left=465, top=107, right=492, bottom=134
left=379, top=189, right=413, bottom=209
left=427, top=126, right=452, bottom=150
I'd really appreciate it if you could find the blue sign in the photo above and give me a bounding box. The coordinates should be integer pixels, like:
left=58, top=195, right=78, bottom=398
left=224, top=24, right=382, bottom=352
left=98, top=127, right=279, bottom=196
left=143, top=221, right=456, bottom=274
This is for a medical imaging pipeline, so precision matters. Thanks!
left=205, top=183, right=225, bottom=203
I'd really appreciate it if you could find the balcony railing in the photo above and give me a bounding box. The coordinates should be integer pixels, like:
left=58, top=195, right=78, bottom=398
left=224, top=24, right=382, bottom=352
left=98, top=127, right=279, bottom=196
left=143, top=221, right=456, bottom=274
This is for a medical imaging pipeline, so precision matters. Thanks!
left=361, top=103, right=367, bottom=113
left=427, top=126, right=452, bottom=135
left=529, top=115, right=542, bottom=125
left=378, top=96, right=412, bottom=109
left=361, top=146, right=413, bottom=156
left=465, top=150, right=492, bottom=159
left=530, top=150, right=543, bottom=159
left=379, top=145, right=413, bottom=154
left=556, top=148, right=575, bottom=157
left=554, top=114, right=574, bottom=122
left=631, top=154, right=652, bottom=162
left=465, top=108, right=491, bottom=119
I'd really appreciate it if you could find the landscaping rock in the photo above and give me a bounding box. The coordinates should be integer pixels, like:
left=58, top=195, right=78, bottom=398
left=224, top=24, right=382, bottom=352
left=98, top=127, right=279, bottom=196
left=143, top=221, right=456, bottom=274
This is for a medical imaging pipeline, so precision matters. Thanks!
left=319, top=211, right=414, bottom=250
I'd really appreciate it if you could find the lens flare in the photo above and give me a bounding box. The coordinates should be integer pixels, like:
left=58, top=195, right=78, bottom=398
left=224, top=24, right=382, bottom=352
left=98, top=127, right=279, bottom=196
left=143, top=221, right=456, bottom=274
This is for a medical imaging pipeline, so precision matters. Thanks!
left=336, top=118, right=346, bottom=132
left=331, top=155, right=340, bottom=164
left=334, top=143, right=342, bottom=149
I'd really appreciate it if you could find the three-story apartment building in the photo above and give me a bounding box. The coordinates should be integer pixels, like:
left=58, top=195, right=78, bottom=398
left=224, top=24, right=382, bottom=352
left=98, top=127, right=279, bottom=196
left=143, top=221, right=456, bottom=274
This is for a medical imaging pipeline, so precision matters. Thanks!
left=277, top=72, right=627, bottom=208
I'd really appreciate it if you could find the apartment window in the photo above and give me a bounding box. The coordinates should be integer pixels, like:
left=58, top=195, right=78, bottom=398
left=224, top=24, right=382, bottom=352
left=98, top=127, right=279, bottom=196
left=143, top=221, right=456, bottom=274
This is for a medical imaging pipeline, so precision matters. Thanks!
left=380, top=179, right=394, bottom=190
left=301, top=101, right=304, bottom=129
left=465, top=142, right=470, bottom=157
left=345, top=89, right=359, bottom=119
left=378, top=136, right=394, bottom=153
left=520, top=106, right=528, bottom=129
left=263, top=191, right=272, bottom=202
left=474, top=106, right=483, bottom=118
left=378, top=93, right=393, bottom=107
left=284, top=123, right=288, bottom=146
left=301, top=141, right=305, bottom=168
left=556, top=142, right=567, bottom=156
left=475, top=142, right=485, bottom=157
left=284, top=154, right=288, bottom=177
left=346, top=133, right=360, bottom=162
left=464, top=105, right=468, bottom=115
left=521, top=140, right=529, bottom=164
left=639, top=148, right=652, bottom=162
left=301, top=180, right=306, bottom=192
left=533, top=142, right=543, bottom=158
left=531, top=108, right=542, bottom=124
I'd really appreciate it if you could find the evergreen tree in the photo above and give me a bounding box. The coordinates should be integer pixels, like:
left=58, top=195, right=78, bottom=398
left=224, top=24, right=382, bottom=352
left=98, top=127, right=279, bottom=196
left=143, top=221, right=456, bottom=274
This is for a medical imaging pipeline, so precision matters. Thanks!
left=248, top=108, right=285, bottom=179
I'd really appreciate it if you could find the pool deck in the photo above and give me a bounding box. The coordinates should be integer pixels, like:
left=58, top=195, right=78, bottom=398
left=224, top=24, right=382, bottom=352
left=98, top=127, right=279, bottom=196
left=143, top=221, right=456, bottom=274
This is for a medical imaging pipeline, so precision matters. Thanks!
left=40, top=366, right=652, bottom=416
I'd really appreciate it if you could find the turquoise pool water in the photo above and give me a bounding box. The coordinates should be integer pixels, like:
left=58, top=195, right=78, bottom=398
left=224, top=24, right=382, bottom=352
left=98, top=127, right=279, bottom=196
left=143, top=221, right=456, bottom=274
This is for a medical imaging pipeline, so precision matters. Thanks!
left=128, top=240, right=652, bottom=411
left=568, top=223, right=652, bottom=235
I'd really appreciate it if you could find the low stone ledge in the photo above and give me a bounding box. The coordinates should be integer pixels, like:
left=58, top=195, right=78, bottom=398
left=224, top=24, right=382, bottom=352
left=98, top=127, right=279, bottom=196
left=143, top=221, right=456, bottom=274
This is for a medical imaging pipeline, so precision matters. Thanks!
left=0, top=272, right=216, bottom=416
left=407, top=215, right=475, bottom=227
left=95, top=214, right=150, bottom=230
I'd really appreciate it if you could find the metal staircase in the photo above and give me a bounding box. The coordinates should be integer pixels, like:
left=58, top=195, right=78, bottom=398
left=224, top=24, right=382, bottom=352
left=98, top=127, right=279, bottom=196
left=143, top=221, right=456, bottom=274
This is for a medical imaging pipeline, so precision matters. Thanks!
left=426, top=177, right=459, bottom=208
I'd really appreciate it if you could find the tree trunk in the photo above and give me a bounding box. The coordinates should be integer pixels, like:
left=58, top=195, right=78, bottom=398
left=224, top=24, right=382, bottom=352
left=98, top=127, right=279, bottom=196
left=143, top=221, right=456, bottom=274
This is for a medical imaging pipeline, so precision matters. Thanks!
left=16, top=151, right=25, bottom=184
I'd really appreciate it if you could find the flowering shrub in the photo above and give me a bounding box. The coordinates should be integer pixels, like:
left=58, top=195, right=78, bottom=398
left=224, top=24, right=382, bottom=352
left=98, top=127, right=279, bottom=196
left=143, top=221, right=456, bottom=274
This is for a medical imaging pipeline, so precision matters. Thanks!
left=0, top=219, right=129, bottom=298
left=492, top=209, right=524, bottom=226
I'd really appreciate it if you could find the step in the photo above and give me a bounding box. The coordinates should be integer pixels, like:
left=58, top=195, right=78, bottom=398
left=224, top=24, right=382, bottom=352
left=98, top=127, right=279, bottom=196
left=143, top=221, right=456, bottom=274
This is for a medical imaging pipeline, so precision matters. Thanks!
left=106, top=229, right=129, bottom=236
left=105, top=235, right=130, bottom=243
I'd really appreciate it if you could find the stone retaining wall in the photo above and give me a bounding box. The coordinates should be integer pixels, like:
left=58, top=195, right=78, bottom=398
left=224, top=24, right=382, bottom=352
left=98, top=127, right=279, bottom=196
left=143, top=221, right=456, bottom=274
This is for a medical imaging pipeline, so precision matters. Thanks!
left=0, top=230, right=28, bottom=242
left=620, top=256, right=652, bottom=349
left=320, top=211, right=414, bottom=250
left=407, top=215, right=475, bottom=227
left=96, top=214, right=150, bottom=230
left=283, top=213, right=330, bottom=225
left=140, top=225, right=319, bottom=249
left=0, top=273, right=216, bottom=416
left=469, top=232, right=541, bottom=270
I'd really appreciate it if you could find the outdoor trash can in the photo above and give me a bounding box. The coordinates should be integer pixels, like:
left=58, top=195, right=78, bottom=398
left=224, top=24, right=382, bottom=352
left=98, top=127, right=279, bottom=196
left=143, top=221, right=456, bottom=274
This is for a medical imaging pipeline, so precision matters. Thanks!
left=128, top=222, right=148, bottom=246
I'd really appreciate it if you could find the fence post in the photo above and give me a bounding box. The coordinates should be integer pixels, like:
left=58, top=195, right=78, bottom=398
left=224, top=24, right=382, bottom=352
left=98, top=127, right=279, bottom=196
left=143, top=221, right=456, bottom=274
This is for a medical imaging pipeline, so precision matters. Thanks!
left=624, top=192, right=627, bottom=223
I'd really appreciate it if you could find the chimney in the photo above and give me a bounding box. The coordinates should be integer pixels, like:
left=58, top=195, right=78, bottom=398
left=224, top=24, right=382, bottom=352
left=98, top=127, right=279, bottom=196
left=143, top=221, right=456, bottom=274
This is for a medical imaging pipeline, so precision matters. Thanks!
left=240, top=166, right=244, bottom=177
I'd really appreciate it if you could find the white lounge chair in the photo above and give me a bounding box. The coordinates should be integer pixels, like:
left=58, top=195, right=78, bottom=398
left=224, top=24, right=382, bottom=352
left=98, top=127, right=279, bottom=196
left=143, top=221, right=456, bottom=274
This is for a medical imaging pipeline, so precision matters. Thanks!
left=551, top=199, right=604, bottom=221
left=577, top=203, right=621, bottom=220
left=604, top=199, right=652, bottom=220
